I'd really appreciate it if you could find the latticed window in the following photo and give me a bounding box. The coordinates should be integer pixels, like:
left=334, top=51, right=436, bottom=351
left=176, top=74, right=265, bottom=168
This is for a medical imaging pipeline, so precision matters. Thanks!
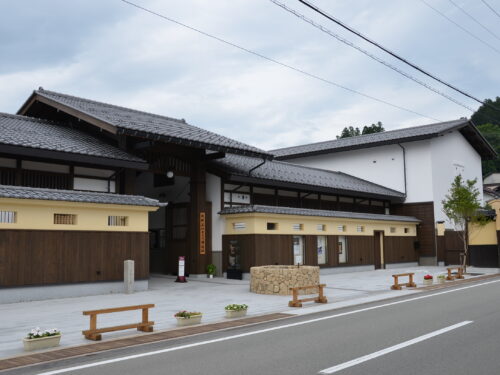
left=108, top=216, right=128, bottom=226
left=54, top=214, right=76, bottom=225
left=0, top=211, right=16, bottom=223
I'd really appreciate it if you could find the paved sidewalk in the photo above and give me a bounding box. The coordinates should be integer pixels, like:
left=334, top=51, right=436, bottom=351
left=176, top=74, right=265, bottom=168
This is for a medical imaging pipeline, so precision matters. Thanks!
left=0, top=266, right=497, bottom=359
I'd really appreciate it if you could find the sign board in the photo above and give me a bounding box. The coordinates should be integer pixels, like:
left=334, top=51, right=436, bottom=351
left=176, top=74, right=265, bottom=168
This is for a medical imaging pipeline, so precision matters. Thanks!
left=199, top=212, right=206, bottom=255
left=175, top=256, right=187, bottom=282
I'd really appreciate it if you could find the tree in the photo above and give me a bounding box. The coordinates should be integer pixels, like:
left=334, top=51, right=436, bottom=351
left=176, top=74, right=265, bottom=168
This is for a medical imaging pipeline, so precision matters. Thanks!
left=442, top=175, right=484, bottom=271
left=471, top=97, right=500, bottom=126
left=477, top=123, right=500, bottom=176
left=337, top=122, right=384, bottom=139
left=362, top=121, right=385, bottom=135
left=337, top=126, right=360, bottom=139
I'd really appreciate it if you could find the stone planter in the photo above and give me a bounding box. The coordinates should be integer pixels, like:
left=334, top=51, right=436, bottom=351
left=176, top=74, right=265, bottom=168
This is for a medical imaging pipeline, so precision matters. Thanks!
left=23, top=335, right=61, bottom=351
left=437, top=278, right=446, bottom=284
left=225, top=309, right=247, bottom=319
left=176, top=315, right=202, bottom=327
left=423, top=279, right=433, bottom=286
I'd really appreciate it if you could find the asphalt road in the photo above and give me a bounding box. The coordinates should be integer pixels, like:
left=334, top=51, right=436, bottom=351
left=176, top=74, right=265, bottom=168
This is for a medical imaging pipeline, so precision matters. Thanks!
left=10, top=278, right=500, bottom=375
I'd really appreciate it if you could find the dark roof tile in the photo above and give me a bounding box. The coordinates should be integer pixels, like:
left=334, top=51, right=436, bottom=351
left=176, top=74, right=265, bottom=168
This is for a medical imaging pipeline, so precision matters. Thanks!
left=219, top=205, right=420, bottom=223
left=0, top=185, right=160, bottom=207
left=0, top=113, right=146, bottom=163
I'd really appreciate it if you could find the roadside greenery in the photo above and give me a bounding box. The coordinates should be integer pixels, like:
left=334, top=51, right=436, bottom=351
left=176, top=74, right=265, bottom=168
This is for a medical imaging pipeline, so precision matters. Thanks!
left=442, top=175, right=490, bottom=270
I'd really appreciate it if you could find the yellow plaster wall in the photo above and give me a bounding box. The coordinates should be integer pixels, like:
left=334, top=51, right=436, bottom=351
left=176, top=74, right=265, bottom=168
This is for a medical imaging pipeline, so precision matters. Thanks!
left=488, top=199, right=500, bottom=231
left=468, top=221, right=498, bottom=245
left=224, top=213, right=418, bottom=236
left=0, top=198, right=157, bottom=232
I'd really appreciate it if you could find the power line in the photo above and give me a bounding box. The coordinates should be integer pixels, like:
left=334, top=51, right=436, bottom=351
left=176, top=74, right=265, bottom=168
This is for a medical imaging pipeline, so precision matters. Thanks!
left=419, top=0, right=500, bottom=55
left=119, top=0, right=440, bottom=122
left=481, top=0, right=500, bottom=19
left=270, top=0, right=475, bottom=112
left=447, top=0, right=500, bottom=42
left=297, top=0, right=500, bottom=111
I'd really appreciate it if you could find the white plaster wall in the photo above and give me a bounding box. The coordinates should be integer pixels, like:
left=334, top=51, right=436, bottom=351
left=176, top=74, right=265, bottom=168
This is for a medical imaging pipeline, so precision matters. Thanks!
left=206, top=172, right=223, bottom=253
left=430, top=131, right=483, bottom=227
left=288, top=144, right=406, bottom=193
left=402, top=140, right=433, bottom=203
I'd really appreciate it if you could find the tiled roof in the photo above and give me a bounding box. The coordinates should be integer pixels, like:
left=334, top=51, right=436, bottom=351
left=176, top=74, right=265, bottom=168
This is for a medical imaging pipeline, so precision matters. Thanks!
left=31, top=89, right=271, bottom=159
left=271, top=119, right=496, bottom=159
left=0, top=112, right=146, bottom=164
left=210, top=154, right=405, bottom=200
left=219, top=205, right=420, bottom=223
left=0, top=185, right=161, bottom=207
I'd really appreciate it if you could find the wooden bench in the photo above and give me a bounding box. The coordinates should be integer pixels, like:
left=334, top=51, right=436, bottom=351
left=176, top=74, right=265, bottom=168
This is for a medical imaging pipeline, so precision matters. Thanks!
left=82, top=304, right=155, bottom=341
left=391, top=273, right=416, bottom=290
left=288, top=284, right=327, bottom=307
left=446, top=267, right=464, bottom=281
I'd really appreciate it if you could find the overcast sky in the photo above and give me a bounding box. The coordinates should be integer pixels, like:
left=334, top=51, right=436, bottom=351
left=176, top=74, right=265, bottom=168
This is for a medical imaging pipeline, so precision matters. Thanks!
left=0, top=0, right=499, bottom=150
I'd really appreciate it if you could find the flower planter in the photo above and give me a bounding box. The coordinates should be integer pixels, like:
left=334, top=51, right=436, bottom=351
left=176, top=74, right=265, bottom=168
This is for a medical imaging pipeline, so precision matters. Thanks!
left=23, top=335, right=61, bottom=351
left=225, top=309, right=248, bottom=319
left=176, top=315, right=202, bottom=327
left=423, top=279, right=433, bottom=286
left=437, top=278, right=446, bottom=284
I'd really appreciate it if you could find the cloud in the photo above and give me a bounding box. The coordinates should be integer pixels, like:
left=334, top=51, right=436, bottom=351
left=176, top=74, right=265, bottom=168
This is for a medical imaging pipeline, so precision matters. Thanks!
left=0, top=0, right=497, bottom=150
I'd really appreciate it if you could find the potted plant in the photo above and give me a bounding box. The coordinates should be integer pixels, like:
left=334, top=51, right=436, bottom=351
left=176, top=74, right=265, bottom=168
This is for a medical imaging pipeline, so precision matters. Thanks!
left=423, top=274, right=433, bottom=286
left=206, top=264, right=216, bottom=278
left=174, top=311, right=203, bottom=327
left=225, top=304, right=248, bottom=318
left=437, top=274, right=446, bottom=284
left=23, top=328, right=61, bottom=351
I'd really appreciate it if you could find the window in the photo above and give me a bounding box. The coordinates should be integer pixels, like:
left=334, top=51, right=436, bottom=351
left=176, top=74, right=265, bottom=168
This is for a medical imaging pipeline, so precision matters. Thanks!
left=0, top=211, right=16, bottom=223
left=54, top=214, right=76, bottom=225
left=108, top=216, right=128, bottom=226
left=267, top=222, right=278, bottom=230
left=356, top=225, right=364, bottom=233
left=317, top=224, right=326, bottom=231
left=232, top=222, right=246, bottom=230
left=292, top=223, right=303, bottom=231
left=293, top=236, right=304, bottom=265
left=338, top=236, right=348, bottom=263
left=223, top=184, right=251, bottom=207
left=404, top=227, right=410, bottom=234
left=317, top=236, right=327, bottom=265
left=390, top=227, right=396, bottom=233
left=337, top=225, right=345, bottom=232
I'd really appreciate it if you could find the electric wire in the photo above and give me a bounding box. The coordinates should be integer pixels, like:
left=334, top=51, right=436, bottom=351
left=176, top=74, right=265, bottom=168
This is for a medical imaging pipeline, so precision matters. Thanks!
left=270, top=0, right=475, bottom=112
left=480, top=0, right=500, bottom=19
left=119, top=0, right=440, bottom=122
left=419, top=0, right=500, bottom=55
left=297, top=0, right=500, bottom=111
left=447, top=0, right=500, bottom=42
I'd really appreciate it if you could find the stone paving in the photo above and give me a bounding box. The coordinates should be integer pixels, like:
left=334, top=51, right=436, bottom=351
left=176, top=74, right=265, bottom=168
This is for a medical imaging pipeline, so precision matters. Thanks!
left=0, top=266, right=497, bottom=359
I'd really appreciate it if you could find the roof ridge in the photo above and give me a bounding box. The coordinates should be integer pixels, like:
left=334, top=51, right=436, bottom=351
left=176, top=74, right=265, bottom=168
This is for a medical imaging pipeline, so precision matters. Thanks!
left=270, top=118, right=468, bottom=153
left=37, top=88, right=186, bottom=124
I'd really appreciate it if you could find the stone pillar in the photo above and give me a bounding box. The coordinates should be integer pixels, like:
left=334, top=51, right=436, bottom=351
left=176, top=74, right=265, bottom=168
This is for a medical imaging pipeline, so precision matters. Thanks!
left=124, top=260, right=134, bottom=294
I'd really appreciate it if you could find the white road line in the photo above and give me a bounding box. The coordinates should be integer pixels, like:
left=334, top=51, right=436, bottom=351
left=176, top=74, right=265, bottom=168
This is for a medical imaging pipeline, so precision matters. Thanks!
left=37, top=279, right=499, bottom=375
left=318, top=320, right=473, bottom=374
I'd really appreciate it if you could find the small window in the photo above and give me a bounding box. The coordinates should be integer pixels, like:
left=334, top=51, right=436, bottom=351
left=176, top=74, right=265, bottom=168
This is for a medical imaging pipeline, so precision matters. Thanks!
left=232, top=222, right=246, bottom=230
left=317, top=224, right=326, bottom=231
left=337, top=225, right=345, bottom=232
left=390, top=227, right=396, bottom=233
left=0, top=211, right=16, bottom=223
left=108, top=216, right=128, bottom=226
left=267, top=222, right=278, bottom=230
left=293, top=223, right=303, bottom=231
left=356, top=225, right=364, bottom=233
left=54, top=214, right=76, bottom=225
left=404, top=227, right=410, bottom=234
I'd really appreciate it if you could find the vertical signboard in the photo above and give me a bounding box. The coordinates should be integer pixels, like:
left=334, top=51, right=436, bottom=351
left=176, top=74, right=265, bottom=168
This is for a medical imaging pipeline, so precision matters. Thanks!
left=199, top=212, right=206, bottom=255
